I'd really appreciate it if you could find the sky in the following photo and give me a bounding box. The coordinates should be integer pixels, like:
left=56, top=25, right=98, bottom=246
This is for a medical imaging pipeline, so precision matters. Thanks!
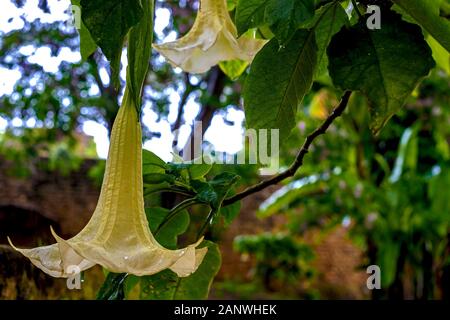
left=0, top=0, right=245, bottom=161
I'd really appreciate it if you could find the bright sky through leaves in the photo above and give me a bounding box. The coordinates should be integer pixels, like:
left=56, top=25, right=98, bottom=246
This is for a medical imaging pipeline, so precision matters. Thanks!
left=0, top=0, right=244, bottom=160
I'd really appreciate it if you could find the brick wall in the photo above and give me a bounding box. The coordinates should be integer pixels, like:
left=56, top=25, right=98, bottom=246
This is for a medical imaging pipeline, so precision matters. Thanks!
left=0, top=158, right=99, bottom=242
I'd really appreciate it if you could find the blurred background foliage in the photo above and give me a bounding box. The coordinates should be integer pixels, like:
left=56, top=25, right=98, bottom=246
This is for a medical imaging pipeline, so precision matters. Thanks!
left=0, top=0, right=449, bottom=300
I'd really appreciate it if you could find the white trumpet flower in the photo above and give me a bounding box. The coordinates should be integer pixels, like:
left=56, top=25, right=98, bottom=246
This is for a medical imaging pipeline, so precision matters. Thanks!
left=9, top=89, right=207, bottom=278
left=153, top=0, right=267, bottom=73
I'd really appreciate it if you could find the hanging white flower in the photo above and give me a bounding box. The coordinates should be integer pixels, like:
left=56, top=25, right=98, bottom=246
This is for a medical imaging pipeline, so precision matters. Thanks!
left=153, top=0, right=267, bottom=74
left=9, top=89, right=207, bottom=278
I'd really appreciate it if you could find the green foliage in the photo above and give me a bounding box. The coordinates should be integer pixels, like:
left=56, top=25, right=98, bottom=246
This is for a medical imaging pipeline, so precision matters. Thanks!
left=392, top=0, right=450, bottom=52
left=328, top=10, right=435, bottom=134
left=147, top=207, right=190, bottom=249
left=244, top=29, right=317, bottom=142
left=389, top=125, right=419, bottom=183
left=142, top=150, right=240, bottom=230
left=426, top=34, right=450, bottom=74
left=219, top=59, right=249, bottom=80
left=310, top=2, right=348, bottom=77
left=235, top=0, right=270, bottom=36
left=264, top=0, right=315, bottom=44
left=3, top=0, right=450, bottom=301
left=235, top=0, right=314, bottom=44
left=219, top=199, right=242, bottom=227
left=259, top=82, right=450, bottom=296
left=257, top=173, right=330, bottom=218
left=96, top=272, right=127, bottom=300
left=140, top=241, right=221, bottom=300
left=70, top=0, right=97, bottom=60
left=234, top=233, right=315, bottom=290
left=80, top=0, right=144, bottom=87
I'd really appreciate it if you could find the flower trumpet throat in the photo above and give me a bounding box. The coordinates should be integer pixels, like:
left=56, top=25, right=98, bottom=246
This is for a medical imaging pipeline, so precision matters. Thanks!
left=9, top=89, right=207, bottom=278
left=153, top=0, right=267, bottom=74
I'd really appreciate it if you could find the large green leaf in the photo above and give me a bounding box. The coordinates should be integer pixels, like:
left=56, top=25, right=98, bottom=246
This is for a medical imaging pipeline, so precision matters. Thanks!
left=264, top=0, right=315, bottom=44
left=392, top=0, right=450, bottom=52
left=235, top=0, right=269, bottom=36
left=139, top=241, right=221, bottom=300
left=80, top=0, right=144, bottom=87
left=427, top=34, right=450, bottom=74
left=127, top=0, right=154, bottom=109
left=71, top=0, right=97, bottom=60
left=96, top=272, right=127, bottom=300
left=311, top=1, right=348, bottom=77
left=235, top=0, right=314, bottom=44
left=244, top=29, right=317, bottom=142
left=327, top=10, right=435, bottom=134
left=146, top=207, right=190, bottom=249
left=142, top=149, right=167, bottom=175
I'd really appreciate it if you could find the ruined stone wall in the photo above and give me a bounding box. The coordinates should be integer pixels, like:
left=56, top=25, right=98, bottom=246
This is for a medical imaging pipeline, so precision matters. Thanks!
left=0, top=158, right=99, bottom=242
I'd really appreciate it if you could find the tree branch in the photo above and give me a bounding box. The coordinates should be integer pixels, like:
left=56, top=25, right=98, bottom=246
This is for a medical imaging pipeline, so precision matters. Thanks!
left=182, top=67, right=226, bottom=160
left=223, top=91, right=352, bottom=206
left=172, top=73, right=192, bottom=134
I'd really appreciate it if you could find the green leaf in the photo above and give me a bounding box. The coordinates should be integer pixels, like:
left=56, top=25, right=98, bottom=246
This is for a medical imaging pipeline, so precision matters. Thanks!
left=143, top=181, right=171, bottom=195
left=227, top=0, right=237, bottom=11
left=139, top=241, right=221, bottom=300
left=392, top=0, right=450, bottom=52
left=124, top=275, right=140, bottom=297
left=142, top=149, right=167, bottom=174
left=127, top=0, right=154, bottom=109
left=244, top=29, right=317, bottom=142
left=207, top=172, right=240, bottom=210
left=71, top=0, right=97, bottom=60
left=143, top=149, right=166, bottom=166
left=219, top=200, right=241, bottom=226
left=192, top=180, right=217, bottom=204
left=219, top=59, right=249, bottom=80
left=311, top=2, right=348, bottom=77
left=235, top=0, right=314, bottom=44
left=169, top=155, right=213, bottom=181
left=264, top=0, right=315, bottom=44
left=378, top=241, right=400, bottom=287
left=146, top=207, right=190, bottom=249
left=257, top=174, right=328, bottom=218
left=235, top=0, right=268, bottom=36
left=429, top=168, right=450, bottom=218
left=188, top=163, right=213, bottom=180
left=427, top=34, right=450, bottom=74
left=80, top=0, right=144, bottom=88
left=96, top=272, right=127, bottom=300
left=143, top=173, right=175, bottom=184
left=327, top=10, right=435, bottom=134
left=389, top=126, right=419, bottom=183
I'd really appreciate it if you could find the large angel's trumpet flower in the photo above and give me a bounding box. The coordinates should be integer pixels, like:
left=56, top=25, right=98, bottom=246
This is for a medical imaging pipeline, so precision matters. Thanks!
left=153, top=0, right=267, bottom=73
left=9, top=89, right=207, bottom=278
